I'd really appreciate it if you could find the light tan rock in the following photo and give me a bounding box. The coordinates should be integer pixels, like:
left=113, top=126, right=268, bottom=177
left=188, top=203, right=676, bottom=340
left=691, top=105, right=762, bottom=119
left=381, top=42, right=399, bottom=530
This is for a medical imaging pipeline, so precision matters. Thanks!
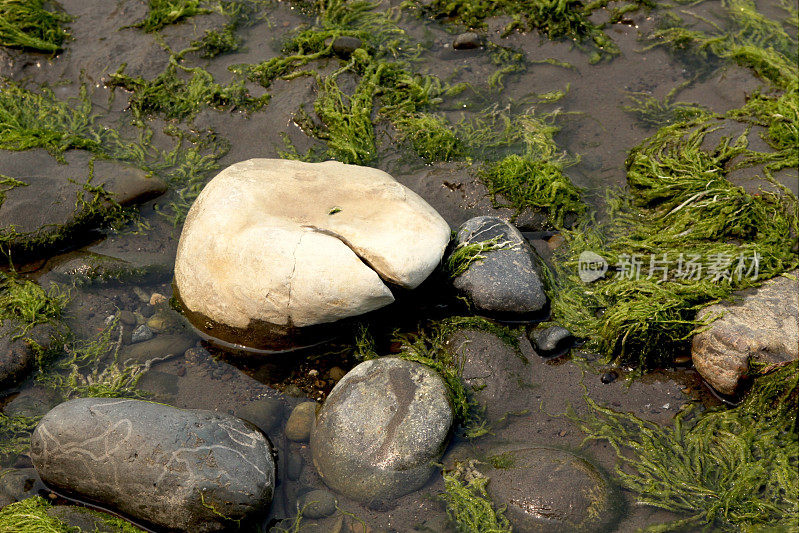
left=175, top=159, right=450, bottom=336
left=692, top=271, right=799, bottom=395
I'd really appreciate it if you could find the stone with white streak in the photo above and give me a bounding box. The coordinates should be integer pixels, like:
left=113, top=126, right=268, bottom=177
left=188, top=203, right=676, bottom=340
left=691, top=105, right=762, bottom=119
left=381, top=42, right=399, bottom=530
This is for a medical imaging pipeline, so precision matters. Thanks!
left=174, top=159, right=451, bottom=350
left=30, top=398, right=275, bottom=532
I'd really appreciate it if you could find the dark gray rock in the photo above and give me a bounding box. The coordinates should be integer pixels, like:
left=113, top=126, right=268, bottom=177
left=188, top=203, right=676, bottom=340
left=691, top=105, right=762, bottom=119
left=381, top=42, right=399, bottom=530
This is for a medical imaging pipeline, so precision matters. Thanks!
left=3, top=386, right=62, bottom=418
left=453, top=32, right=481, bottom=50
left=529, top=326, right=574, bottom=357
left=332, top=36, right=362, bottom=57
left=298, top=488, right=337, bottom=518
left=310, top=358, right=453, bottom=504
left=120, top=333, right=195, bottom=364
left=0, top=149, right=166, bottom=256
left=30, top=398, right=276, bottom=532
left=451, top=329, right=530, bottom=421
left=692, top=271, right=799, bottom=395
left=285, top=401, right=317, bottom=442
left=0, top=322, right=55, bottom=389
left=0, top=468, right=45, bottom=501
left=451, top=216, right=547, bottom=316
left=40, top=251, right=173, bottom=287
left=130, top=324, right=153, bottom=343
left=287, top=452, right=304, bottom=481
left=234, top=397, right=285, bottom=435
left=480, top=446, right=620, bottom=533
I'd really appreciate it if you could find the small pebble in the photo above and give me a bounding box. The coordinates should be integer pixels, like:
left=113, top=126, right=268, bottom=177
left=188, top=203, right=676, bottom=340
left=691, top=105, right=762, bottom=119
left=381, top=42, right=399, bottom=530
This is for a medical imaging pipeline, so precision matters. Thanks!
left=327, top=366, right=346, bottom=381
left=118, top=310, right=137, bottom=326
left=285, top=402, right=317, bottom=442
left=149, top=293, right=167, bottom=306
left=104, top=315, right=116, bottom=326
left=132, top=287, right=150, bottom=303
left=600, top=370, right=618, bottom=384
left=131, top=325, right=154, bottom=344
left=297, top=489, right=337, bottom=519
left=453, top=32, right=481, bottom=50
left=308, top=369, right=319, bottom=377
left=147, top=315, right=167, bottom=332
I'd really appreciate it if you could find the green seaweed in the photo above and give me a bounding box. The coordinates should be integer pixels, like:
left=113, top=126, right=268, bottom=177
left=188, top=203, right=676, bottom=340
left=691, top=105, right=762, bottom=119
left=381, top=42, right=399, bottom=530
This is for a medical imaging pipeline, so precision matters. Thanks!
left=0, top=415, right=40, bottom=463
left=411, top=0, right=655, bottom=63
left=191, top=0, right=266, bottom=58
left=445, top=236, right=513, bottom=278
left=108, top=58, right=269, bottom=124
left=0, top=496, right=145, bottom=532
left=0, top=273, right=68, bottom=333
left=573, top=362, right=799, bottom=531
left=486, top=452, right=515, bottom=470
left=622, top=85, right=712, bottom=128
left=0, top=0, right=70, bottom=52
left=440, top=461, right=511, bottom=533
left=546, top=0, right=798, bottom=371
left=133, top=0, right=211, bottom=33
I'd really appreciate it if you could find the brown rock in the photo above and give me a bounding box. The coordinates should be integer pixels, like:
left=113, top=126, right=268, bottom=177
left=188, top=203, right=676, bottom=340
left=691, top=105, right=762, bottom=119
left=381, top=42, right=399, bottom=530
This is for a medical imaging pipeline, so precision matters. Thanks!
left=692, top=271, right=799, bottom=395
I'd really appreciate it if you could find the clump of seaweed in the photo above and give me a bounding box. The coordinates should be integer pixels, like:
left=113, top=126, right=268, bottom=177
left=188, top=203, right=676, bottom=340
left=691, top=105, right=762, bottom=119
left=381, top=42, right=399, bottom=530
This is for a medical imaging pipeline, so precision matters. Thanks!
left=440, top=460, right=511, bottom=533
left=622, top=84, right=712, bottom=128
left=410, top=0, right=654, bottom=63
left=133, top=0, right=211, bottom=33
left=573, top=362, right=799, bottom=531
left=0, top=496, right=145, bottom=532
left=445, top=236, right=513, bottom=278
left=0, top=0, right=70, bottom=52
left=108, top=58, right=269, bottom=124
left=0, top=273, right=68, bottom=333
left=191, top=0, right=267, bottom=58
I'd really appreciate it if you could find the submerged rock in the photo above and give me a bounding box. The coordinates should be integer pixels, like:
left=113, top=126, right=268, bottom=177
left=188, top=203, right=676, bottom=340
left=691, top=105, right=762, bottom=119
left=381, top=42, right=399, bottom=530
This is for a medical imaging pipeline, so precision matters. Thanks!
left=285, top=401, right=317, bottom=442
left=310, top=358, right=453, bottom=504
left=481, top=446, right=620, bottom=533
left=0, top=321, right=55, bottom=389
left=692, top=271, right=799, bottom=395
left=450, top=216, right=547, bottom=316
left=0, top=149, right=166, bottom=257
left=174, top=159, right=450, bottom=350
left=332, top=35, right=362, bottom=57
left=30, top=398, right=276, bottom=532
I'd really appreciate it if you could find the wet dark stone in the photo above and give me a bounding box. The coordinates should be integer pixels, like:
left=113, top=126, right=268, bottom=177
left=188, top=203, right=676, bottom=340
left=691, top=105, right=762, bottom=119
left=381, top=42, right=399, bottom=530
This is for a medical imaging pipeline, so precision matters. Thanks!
left=30, top=398, right=276, bottom=532
left=287, top=452, right=304, bottom=481
left=452, top=32, right=481, bottom=50
left=452, top=329, right=531, bottom=422
left=601, top=370, right=618, bottom=384
left=451, top=216, right=547, bottom=316
left=297, top=488, right=337, bottom=518
left=332, top=36, right=363, bottom=57
left=310, top=358, right=453, bottom=504
left=0, top=149, right=166, bottom=257
left=234, top=397, right=285, bottom=435
left=120, top=333, right=195, bottom=364
left=3, top=385, right=62, bottom=419
left=529, top=326, right=574, bottom=357
left=0, top=322, right=55, bottom=389
left=481, top=446, right=621, bottom=533
left=0, top=468, right=45, bottom=502
left=130, top=324, right=153, bottom=343
left=285, top=401, right=317, bottom=442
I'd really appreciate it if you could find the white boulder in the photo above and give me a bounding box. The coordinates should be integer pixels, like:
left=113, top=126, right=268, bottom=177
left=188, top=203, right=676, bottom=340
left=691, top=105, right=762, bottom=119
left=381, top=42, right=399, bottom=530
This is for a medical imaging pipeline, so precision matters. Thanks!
left=174, top=159, right=450, bottom=343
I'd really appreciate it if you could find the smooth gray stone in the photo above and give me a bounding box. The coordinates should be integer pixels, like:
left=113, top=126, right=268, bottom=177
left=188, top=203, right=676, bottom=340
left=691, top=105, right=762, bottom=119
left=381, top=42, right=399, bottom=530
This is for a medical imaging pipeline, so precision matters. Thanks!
left=332, top=35, right=362, bottom=57
left=451, top=216, right=547, bottom=316
left=285, top=401, right=317, bottom=442
left=530, top=326, right=574, bottom=357
left=234, top=397, right=285, bottom=435
left=130, top=324, right=153, bottom=343
left=0, top=322, right=55, bottom=389
left=310, top=358, right=453, bottom=505
left=31, top=398, right=275, bottom=532
left=297, top=488, right=337, bottom=518
left=481, top=446, right=621, bottom=533
left=453, top=32, right=481, bottom=50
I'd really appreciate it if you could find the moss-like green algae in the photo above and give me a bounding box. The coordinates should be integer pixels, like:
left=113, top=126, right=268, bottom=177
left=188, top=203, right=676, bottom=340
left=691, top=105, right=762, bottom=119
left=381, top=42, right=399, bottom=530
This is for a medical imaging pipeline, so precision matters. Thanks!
left=0, top=0, right=70, bottom=52
left=0, top=496, right=145, bottom=532
left=574, top=362, right=799, bottom=532
left=441, top=460, right=512, bottom=533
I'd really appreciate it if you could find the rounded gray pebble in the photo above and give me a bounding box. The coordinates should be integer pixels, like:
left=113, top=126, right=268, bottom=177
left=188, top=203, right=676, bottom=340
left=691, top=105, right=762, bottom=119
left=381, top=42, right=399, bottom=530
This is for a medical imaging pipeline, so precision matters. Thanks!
left=285, top=401, right=317, bottom=442
left=130, top=324, right=154, bottom=343
left=298, top=489, right=337, bottom=518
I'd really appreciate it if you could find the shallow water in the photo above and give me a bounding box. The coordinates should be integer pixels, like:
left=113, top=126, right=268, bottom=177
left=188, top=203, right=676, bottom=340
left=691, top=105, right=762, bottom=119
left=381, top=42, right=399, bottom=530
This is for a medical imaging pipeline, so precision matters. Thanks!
left=1, top=0, right=796, bottom=531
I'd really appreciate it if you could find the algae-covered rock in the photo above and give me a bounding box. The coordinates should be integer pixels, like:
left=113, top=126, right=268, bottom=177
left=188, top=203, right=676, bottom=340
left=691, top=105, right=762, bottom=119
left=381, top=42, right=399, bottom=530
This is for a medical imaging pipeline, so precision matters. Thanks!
left=30, top=398, right=276, bottom=532
left=0, top=321, right=56, bottom=389
left=481, top=446, right=620, bottom=533
left=0, top=149, right=166, bottom=256
left=310, top=358, right=453, bottom=504
left=174, top=158, right=450, bottom=350
left=450, top=216, right=547, bottom=317
left=692, top=271, right=799, bottom=395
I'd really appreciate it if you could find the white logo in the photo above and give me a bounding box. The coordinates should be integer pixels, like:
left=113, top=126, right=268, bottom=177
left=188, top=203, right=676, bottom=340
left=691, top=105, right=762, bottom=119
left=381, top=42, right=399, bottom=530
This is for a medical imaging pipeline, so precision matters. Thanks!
left=578, top=251, right=608, bottom=282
